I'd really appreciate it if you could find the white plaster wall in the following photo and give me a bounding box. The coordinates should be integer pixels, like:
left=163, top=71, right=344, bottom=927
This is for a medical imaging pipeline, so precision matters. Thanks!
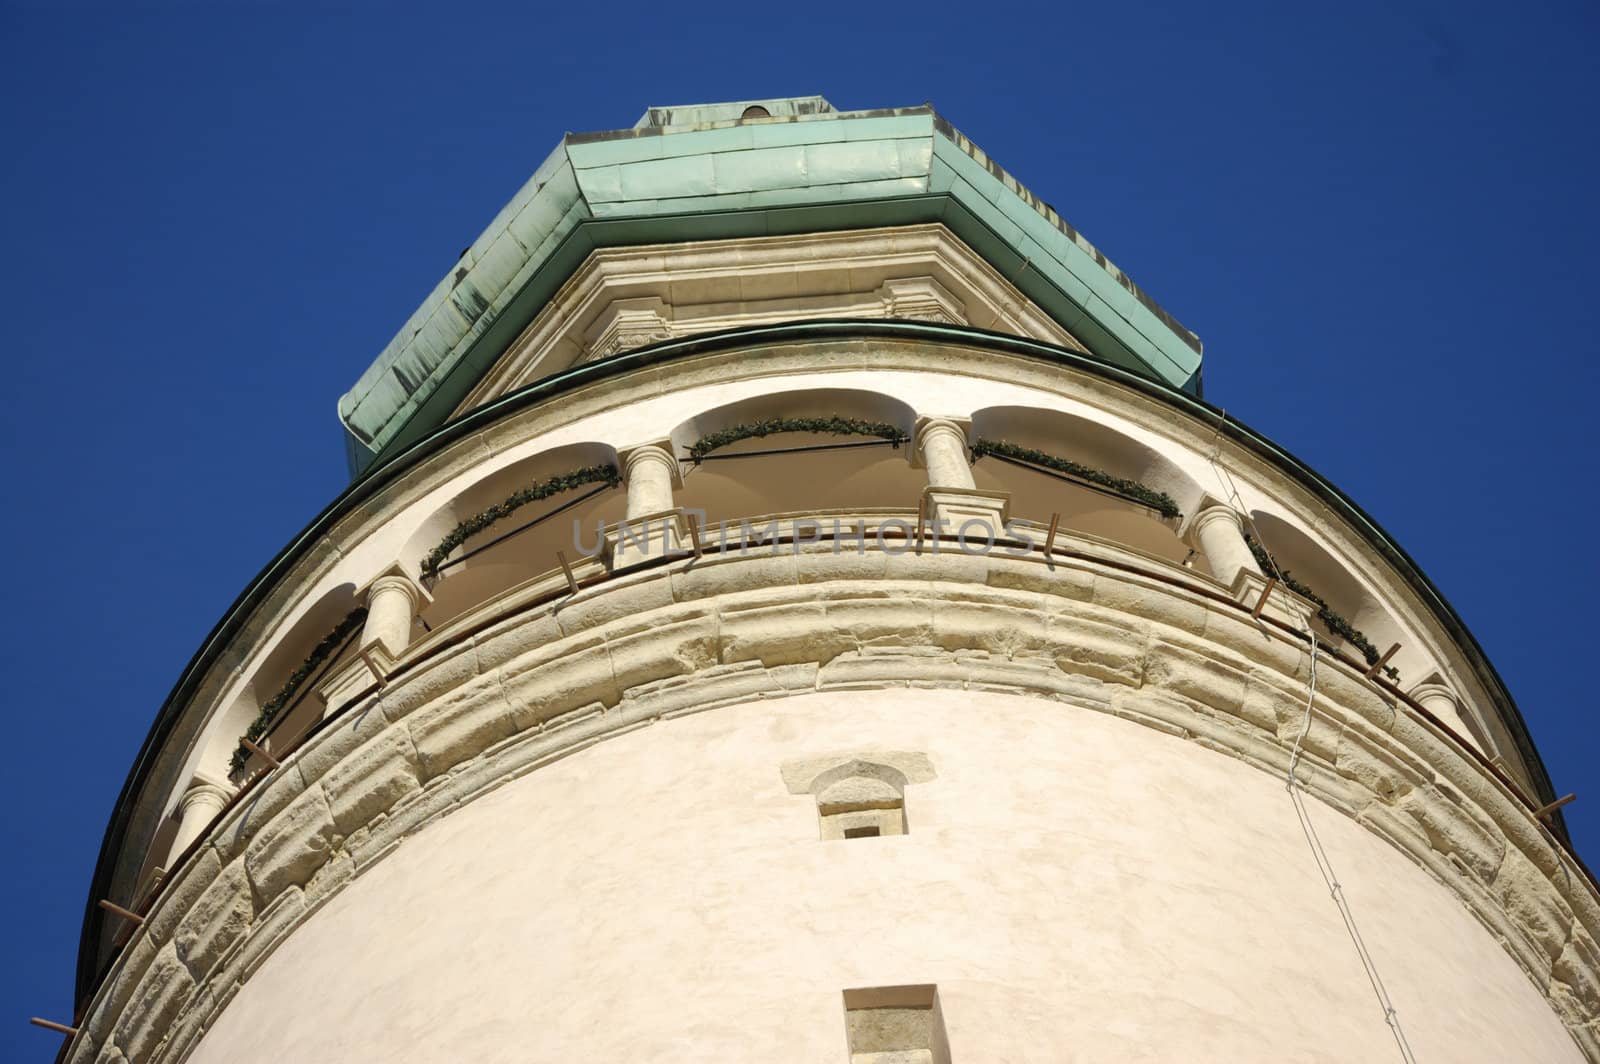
left=187, top=688, right=1581, bottom=1063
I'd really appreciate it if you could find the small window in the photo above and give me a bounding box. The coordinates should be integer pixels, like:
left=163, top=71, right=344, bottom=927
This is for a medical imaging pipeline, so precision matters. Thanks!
left=843, top=984, right=950, bottom=1063
left=780, top=752, right=936, bottom=842
left=814, top=763, right=908, bottom=840
left=820, top=793, right=905, bottom=841
left=741, top=105, right=772, bottom=119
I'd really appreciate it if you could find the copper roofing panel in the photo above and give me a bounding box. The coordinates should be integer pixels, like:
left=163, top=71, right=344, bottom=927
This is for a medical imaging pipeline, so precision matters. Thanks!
left=338, top=98, right=1203, bottom=475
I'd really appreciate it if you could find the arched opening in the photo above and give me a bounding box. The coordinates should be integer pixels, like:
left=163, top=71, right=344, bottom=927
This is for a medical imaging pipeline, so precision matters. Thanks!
left=968, top=406, right=1200, bottom=564
left=670, top=389, right=923, bottom=528
left=1248, top=512, right=1408, bottom=680
left=405, top=441, right=627, bottom=626
left=205, top=581, right=363, bottom=780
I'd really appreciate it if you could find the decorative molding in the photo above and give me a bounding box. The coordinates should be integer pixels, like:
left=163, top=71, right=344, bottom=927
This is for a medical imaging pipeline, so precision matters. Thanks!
left=581, top=297, right=674, bottom=362
left=453, top=224, right=1087, bottom=415
left=779, top=751, right=937, bottom=795
left=877, top=276, right=965, bottom=324
left=908, top=415, right=971, bottom=473
left=618, top=441, right=683, bottom=488
left=71, top=546, right=1600, bottom=1064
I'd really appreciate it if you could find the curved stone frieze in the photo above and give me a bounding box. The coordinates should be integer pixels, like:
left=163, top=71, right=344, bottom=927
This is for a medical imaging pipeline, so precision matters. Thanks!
left=67, top=544, right=1600, bottom=1063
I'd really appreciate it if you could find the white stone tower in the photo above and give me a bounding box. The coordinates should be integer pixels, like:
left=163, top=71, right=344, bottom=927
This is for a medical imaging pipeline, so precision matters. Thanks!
left=60, top=98, right=1600, bottom=1063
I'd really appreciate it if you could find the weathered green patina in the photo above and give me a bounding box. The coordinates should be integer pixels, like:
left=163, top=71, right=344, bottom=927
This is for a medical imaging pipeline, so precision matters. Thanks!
left=338, top=97, right=1205, bottom=475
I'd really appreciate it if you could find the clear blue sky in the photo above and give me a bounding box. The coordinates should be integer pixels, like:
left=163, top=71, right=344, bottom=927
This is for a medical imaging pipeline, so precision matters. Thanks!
left=2, top=1, right=1596, bottom=1056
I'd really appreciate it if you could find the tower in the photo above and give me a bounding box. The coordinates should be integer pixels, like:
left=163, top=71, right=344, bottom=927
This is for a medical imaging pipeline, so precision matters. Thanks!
left=63, top=98, right=1599, bottom=1062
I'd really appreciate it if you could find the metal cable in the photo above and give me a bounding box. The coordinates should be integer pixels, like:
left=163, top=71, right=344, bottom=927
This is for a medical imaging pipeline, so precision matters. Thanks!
left=1207, top=433, right=1418, bottom=1062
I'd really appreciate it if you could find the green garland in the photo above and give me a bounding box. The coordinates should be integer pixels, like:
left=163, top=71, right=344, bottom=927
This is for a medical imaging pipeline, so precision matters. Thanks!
left=420, top=463, right=621, bottom=578
left=970, top=438, right=1182, bottom=520
left=230, top=607, right=368, bottom=773
left=687, top=417, right=904, bottom=462
left=1245, top=536, right=1400, bottom=682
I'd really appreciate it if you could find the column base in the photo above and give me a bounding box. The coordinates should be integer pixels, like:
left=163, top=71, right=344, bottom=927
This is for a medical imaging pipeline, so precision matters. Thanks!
left=1231, top=569, right=1319, bottom=631
left=606, top=509, right=691, bottom=571
left=922, top=487, right=1009, bottom=539
left=316, top=643, right=392, bottom=718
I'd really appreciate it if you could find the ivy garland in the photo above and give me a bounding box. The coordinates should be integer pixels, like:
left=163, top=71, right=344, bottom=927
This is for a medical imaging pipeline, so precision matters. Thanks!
left=970, top=439, right=1182, bottom=520
left=230, top=606, right=368, bottom=773
left=687, top=417, right=904, bottom=462
left=1244, top=535, right=1400, bottom=682
left=420, top=464, right=622, bottom=578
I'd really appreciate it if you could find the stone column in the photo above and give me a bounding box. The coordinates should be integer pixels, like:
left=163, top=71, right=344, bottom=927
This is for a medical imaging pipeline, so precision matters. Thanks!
left=613, top=442, right=684, bottom=567
left=358, top=566, right=429, bottom=657
left=916, top=417, right=976, bottom=490
left=170, top=779, right=232, bottom=861
left=623, top=443, right=679, bottom=518
left=1189, top=505, right=1263, bottom=588
left=915, top=416, right=1007, bottom=539
left=1410, top=680, right=1482, bottom=753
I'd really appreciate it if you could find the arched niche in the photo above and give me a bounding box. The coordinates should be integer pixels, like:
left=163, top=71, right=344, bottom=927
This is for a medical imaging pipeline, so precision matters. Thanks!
left=669, top=388, right=924, bottom=526
left=968, top=405, right=1202, bottom=564
left=1248, top=512, right=1411, bottom=678
left=402, top=440, right=627, bottom=625
left=195, top=580, right=362, bottom=782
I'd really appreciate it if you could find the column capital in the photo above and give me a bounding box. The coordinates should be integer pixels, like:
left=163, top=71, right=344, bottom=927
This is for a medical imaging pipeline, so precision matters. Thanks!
left=1184, top=502, right=1247, bottom=539
left=1183, top=499, right=1262, bottom=589
left=618, top=440, right=683, bottom=487
left=914, top=415, right=971, bottom=443
left=358, top=564, right=432, bottom=658
left=1406, top=674, right=1488, bottom=755
left=356, top=563, right=432, bottom=611
left=168, top=775, right=235, bottom=865
left=179, top=778, right=233, bottom=813
left=910, top=416, right=971, bottom=468
left=1408, top=678, right=1460, bottom=708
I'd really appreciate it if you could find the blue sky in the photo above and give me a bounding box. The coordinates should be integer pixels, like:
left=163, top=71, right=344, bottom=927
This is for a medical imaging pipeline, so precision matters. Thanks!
left=2, top=1, right=1596, bottom=1056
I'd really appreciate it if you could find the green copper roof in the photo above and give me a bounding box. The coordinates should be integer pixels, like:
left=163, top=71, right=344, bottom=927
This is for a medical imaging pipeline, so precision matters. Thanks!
left=338, top=97, right=1204, bottom=475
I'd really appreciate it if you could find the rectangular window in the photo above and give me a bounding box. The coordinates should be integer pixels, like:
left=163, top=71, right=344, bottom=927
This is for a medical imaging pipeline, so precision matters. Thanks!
left=820, top=798, right=905, bottom=840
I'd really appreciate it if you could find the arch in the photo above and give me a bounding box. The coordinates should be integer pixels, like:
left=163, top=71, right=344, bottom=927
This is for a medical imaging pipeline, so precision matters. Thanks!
left=669, top=388, right=923, bottom=525
left=195, top=580, right=362, bottom=783
left=968, top=404, right=1205, bottom=563
left=1247, top=511, right=1410, bottom=679
left=669, top=387, right=917, bottom=456
left=400, top=440, right=627, bottom=624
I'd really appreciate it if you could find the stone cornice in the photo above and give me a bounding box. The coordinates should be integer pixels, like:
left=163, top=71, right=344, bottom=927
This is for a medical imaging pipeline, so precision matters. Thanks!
left=453, top=224, right=1083, bottom=416
left=64, top=544, right=1600, bottom=1064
